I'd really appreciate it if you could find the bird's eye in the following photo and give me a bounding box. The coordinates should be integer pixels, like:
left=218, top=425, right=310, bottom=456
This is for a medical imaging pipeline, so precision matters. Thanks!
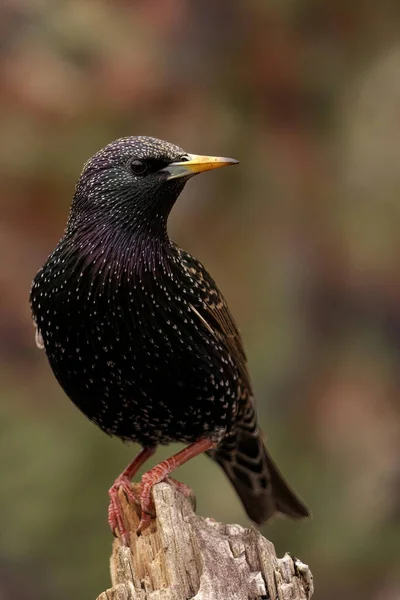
left=129, top=159, right=148, bottom=175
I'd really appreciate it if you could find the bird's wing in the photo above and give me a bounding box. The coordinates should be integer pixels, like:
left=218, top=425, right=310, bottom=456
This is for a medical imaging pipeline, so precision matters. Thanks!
left=176, top=246, right=253, bottom=396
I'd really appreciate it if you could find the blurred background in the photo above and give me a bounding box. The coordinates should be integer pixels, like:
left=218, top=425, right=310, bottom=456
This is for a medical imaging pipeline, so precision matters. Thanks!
left=1, top=1, right=400, bottom=598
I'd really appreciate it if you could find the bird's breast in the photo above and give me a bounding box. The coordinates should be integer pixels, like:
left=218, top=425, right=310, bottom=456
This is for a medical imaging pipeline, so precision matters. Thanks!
left=31, top=246, right=240, bottom=444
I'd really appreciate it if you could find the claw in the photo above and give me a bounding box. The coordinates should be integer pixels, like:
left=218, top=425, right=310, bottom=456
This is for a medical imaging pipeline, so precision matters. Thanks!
left=136, top=510, right=153, bottom=536
left=108, top=475, right=140, bottom=545
left=108, top=440, right=214, bottom=540
left=136, top=472, right=158, bottom=535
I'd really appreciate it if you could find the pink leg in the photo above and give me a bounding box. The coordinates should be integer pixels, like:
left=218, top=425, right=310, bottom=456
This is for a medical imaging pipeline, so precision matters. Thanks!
left=137, top=439, right=215, bottom=535
left=108, top=446, right=155, bottom=545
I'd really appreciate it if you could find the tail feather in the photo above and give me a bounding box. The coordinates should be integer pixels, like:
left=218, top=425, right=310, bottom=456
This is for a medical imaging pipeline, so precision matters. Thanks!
left=208, top=412, right=310, bottom=523
left=264, top=446, right=310, bottom=519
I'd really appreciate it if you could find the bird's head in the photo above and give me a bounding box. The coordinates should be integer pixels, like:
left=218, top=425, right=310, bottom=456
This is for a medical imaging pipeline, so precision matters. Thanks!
left=70, top=136, right=238, bottom=236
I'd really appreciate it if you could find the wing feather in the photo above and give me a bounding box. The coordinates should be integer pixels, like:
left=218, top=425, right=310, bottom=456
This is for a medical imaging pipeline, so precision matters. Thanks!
left=176, top=245, right=252, bottom=396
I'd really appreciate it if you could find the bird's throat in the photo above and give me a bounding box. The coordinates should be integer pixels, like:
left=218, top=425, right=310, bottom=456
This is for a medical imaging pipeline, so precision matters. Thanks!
left=63, top=213, right=173, bottom=285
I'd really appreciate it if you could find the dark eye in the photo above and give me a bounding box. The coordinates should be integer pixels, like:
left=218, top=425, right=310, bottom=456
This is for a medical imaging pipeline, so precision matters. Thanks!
left=129, top=159, right=148, bottom=175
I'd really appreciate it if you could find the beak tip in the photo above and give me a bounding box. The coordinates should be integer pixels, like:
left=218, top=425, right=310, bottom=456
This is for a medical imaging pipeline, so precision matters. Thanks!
left=219, top=157, right=239, bottom=167
left=163, top=153, right=239, bottom=180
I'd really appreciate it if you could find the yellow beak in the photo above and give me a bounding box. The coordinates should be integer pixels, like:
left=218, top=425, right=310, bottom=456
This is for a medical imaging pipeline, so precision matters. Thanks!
left=162, top=153, right=239, bottom=180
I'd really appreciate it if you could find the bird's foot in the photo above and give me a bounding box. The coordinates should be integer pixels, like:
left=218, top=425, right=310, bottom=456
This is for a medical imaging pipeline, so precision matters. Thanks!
left=108, top=475, right=140, bottom=546
left=136, top=440, right=215, bottom=535
left=136, top=468, right=166, bottom=535
left=136, top=460, right=181, bottom=535
left=108, top=473, right=191, bottom=540
left=135, top=476, right=196, bottom=535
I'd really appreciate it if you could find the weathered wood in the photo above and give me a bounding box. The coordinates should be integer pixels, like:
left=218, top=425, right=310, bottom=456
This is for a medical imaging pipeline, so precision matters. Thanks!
left=96, top=482, right=313, bottom=600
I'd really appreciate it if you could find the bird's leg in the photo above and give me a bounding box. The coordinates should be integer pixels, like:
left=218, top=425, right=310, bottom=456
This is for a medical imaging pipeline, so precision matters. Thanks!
left=108, top=446, right=156, bottom=545
left=137, top=438, right=216, bottom=535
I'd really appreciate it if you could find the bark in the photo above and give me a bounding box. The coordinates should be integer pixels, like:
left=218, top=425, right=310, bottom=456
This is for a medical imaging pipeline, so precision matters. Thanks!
left=96, top=482, right=313, bottom=600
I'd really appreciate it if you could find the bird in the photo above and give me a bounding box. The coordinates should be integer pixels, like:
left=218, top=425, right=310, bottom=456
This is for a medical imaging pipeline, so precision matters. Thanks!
left=30, top=135, right=309, bottom=543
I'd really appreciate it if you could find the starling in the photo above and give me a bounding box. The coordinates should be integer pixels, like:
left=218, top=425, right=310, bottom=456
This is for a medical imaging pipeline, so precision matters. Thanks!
left=30, top=136, right=309, bottom=542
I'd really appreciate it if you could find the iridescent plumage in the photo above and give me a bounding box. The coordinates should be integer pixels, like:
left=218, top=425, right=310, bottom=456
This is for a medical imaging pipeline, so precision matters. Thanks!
left=30, top=136, right=309, bottom=540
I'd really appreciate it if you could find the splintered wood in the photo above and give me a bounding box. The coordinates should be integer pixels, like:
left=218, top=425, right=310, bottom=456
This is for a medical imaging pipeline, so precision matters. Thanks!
left=96, top=482, right=313, bottom=600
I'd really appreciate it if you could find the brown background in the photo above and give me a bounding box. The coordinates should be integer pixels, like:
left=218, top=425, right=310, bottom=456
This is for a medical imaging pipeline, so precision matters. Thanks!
left=1, top=1, right=400, bottom=598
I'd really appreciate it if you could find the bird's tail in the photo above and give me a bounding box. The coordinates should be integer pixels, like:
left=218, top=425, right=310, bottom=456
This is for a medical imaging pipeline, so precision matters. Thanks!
left=208, top=408, right=309, bottom=524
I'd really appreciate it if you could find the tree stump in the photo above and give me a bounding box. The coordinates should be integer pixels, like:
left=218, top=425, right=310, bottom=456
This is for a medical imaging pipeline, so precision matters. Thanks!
left=96, top=482, right=313, bottom=600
